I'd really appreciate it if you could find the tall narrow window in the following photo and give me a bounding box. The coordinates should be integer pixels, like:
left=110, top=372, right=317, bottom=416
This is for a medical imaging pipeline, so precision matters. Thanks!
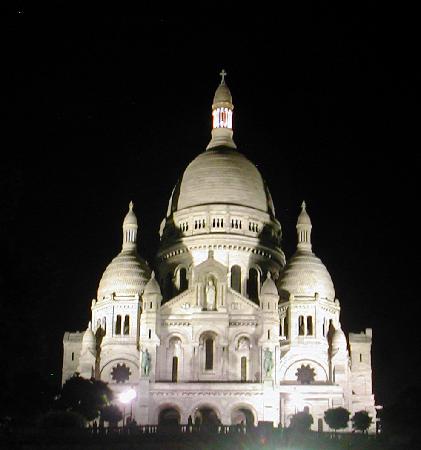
left=298, top=316, right=305, bottom=336
left=205, top=338, right=214, bottom=370
left=179, top=267, right=188, bottom=292
left=247, top=268, right=259, bottom=302
left=307, top=316, right=313, bottom=335
left=115, top=315, right=122, bottom=335
left=231, top=265, right=242, bottom=293
left=241, top=356, right=247, bottom=382
left=172, top=356, right=178, bottom=382
left=71, top=352, right=74, bottom=361
left=123, top=315, right=130, bottom=335
left=284, top=313, right=289, bottom=338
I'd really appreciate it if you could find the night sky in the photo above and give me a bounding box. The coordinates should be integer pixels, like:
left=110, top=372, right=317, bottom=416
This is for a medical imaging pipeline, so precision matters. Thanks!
left=3, top=3, right=417, bottom=410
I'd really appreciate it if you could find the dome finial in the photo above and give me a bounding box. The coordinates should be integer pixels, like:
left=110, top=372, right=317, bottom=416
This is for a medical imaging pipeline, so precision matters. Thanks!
left=207, top=71, right=236, bottom=150
left=122, top=202, right=138, bottom=251
left=296, top=201, right=312, bottom=251
left=220, top=69, right=227, bottom=85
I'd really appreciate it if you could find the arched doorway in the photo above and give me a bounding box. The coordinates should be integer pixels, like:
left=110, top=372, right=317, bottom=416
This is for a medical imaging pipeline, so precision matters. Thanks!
left=194, top=406, right=219, bottom=431
left=231, top=407, right=255, bottom=428
left=158, top=407, right=180, bottom=432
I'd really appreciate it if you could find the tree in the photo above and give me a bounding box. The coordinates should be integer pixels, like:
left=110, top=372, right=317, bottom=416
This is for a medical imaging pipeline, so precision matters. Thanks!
left=101, top=404, right=123, bottom=427
left=56, top=374, right=113, bottom=421
left=324, top=407, right=350, bottom=434
left=351, top=410, right=372, bottom=433
left=289, top=410, right=314, bottom=432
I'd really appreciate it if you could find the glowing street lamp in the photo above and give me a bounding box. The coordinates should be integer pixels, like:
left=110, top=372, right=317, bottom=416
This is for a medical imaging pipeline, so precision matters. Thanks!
left=119, top=388, right=137, bottom=426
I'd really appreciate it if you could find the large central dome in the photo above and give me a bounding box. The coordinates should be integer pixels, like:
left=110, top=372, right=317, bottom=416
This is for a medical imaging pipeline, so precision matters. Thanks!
left=174, top=147, right=274, bottom=214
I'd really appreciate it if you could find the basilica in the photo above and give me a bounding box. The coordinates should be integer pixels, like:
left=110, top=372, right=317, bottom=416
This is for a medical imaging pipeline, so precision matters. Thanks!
left=62, top=72, right=376, bottom=432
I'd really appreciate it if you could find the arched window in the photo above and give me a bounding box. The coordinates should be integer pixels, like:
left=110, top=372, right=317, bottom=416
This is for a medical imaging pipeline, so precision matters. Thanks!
left=179, top=267, right=188, bottom=292
left=172, top=357, right=178, bottom=382
left=298, top=316, right=305, bottom=336
left=241, top=356, right=247, bottom=382
left=115, top=315, right=122, bottom=335
left=247, top=267, right=259, bottom=302
left=307, top=316, right=313, bottom=336
left=205, top=338, right=214, bottom=370
left=231, top=265, right=241, bottom=293
left=123, top=315, right=130, bottom=335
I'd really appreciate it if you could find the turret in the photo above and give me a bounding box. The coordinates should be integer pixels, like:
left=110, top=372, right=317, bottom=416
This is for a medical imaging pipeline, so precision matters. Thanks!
left=77, top=322, right=96, bottom=378
left=122, top=201, right=138, bottom=252
left=296, top=201, right=312, bottom=252
left=207, top=69, right=237, bottom=150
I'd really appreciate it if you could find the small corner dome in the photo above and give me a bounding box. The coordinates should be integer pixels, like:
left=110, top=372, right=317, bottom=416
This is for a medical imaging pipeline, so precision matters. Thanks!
left=82, top=325, right=95, bottom=349
left=143, top=272, right=162, bottom=296
left=169, top=148, right=275, bottom=215
left=278, top=252, right=335, bottom=301
left=261, top=273, right=279, bottom=296
left=332, top=326, right=347, bottom=349
left=97, top=253, right=150, bottom=300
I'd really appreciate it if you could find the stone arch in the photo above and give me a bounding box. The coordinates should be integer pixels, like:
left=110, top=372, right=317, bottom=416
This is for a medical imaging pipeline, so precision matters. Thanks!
left=164, top=331, right=190, bottom=347
left=247, top=266, right=261, bottom=302
left=197, top=330, right=220, bottom=375
left=158, top=404, right=181, bottom=429
left=175, top=265, right=189, bottom=293
left=100, top=357, right=139, bottom=383
left=283, top=358, right=328, bottom=382
left=189, top=402, right=222, bottom=427
left=231, top=403, right=258, bottom=426
left=233, top=332, right=253, bottom=350
left=231, top=264, right=242, bottom=293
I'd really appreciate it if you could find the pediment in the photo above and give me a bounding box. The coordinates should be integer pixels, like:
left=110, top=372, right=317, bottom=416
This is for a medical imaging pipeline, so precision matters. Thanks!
left=192, top=251, right=228, bottom=284
left=159, top=288, right=198, bottom=314
left=226, top=289, right=260, bottom=313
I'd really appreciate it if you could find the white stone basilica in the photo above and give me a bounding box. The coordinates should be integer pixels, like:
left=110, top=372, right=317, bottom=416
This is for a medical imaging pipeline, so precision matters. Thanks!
left=62, top=72, right=376, bottom=432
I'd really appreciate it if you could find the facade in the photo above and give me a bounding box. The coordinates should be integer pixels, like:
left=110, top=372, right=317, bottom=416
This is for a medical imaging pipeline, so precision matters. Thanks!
left=62, top=72, right=376, bottom=431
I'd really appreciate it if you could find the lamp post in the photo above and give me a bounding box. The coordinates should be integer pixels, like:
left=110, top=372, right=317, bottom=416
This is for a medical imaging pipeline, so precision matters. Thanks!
left=119, top=388, right=137, bottom=426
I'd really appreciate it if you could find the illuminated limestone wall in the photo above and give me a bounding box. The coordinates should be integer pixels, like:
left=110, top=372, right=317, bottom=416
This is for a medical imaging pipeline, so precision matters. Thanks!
left=62, top=73, right=376, bottom=432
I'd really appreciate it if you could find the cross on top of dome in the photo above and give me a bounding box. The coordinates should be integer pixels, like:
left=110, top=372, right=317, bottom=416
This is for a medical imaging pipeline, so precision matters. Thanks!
left=220, top=69, right=227, bottom=85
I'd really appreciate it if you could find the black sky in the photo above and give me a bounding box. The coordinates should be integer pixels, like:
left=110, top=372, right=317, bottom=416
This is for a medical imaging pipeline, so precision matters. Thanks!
left=3, top=3, right=418, bottom=408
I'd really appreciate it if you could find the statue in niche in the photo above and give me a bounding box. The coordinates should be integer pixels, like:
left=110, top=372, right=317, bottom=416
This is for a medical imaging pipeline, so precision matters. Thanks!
left=263, top=348, right=273, bottom=377
left=205, top=279, right=216, bottom=310
left=140, top=348, right=151, bottom=376
left=237, top=337, right=250, bottom=351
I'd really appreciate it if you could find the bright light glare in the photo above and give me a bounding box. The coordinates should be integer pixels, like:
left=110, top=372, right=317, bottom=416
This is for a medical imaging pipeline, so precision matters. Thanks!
left=119, top=388, right=137, bottom=404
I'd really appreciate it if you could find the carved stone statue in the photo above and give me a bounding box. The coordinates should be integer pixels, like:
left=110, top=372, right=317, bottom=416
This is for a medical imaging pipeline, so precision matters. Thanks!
left=263, top=348, right=273, bottom=377
left=205, top=279, right=216, bottom=310
left=141, top=348, right=151, bottom=376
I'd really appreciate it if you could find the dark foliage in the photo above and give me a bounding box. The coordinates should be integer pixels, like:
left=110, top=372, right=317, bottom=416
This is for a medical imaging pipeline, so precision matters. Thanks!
left=55, top=374, right=113, bottom=421
left=351, top=410, right=372, bottom=433
left=289, top=410, right=314, bottom=432
left=324, top=407, right=350, bottom=432
left=101, top=404, right=123, bottom=426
